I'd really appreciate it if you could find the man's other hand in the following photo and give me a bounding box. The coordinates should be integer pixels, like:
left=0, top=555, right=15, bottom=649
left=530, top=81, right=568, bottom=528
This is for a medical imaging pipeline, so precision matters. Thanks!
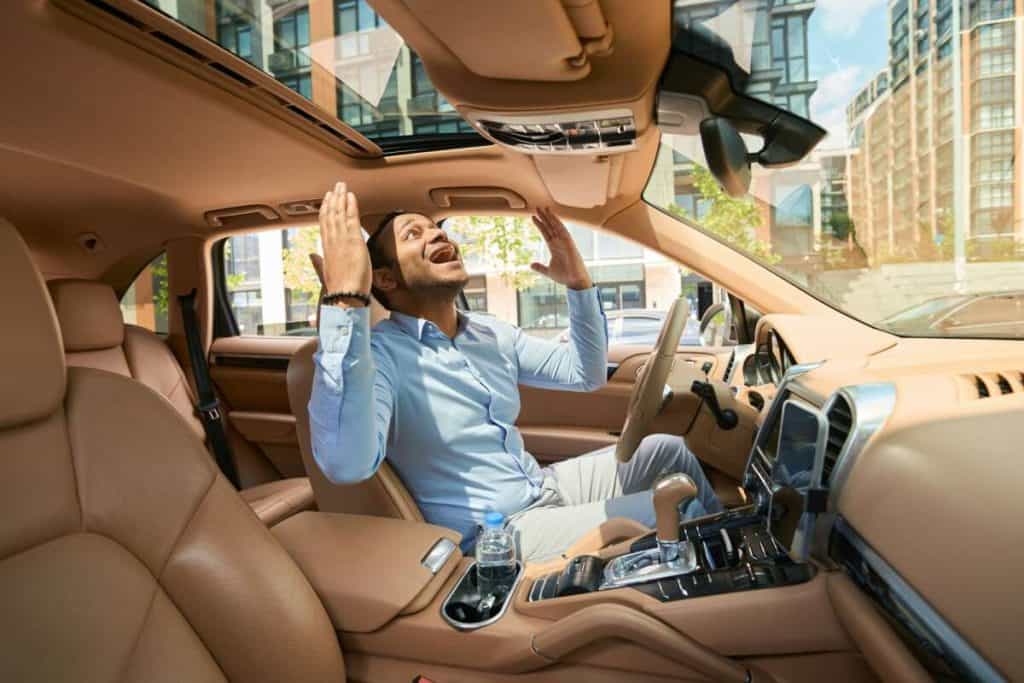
left=530, top=207, right=593, bottom=291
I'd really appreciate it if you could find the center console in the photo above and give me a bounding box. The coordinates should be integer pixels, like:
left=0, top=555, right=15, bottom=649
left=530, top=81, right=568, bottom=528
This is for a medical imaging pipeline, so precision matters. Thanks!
left=521, top=361, right=837, bottom=608
left=526, top=507, right=813, bottom=604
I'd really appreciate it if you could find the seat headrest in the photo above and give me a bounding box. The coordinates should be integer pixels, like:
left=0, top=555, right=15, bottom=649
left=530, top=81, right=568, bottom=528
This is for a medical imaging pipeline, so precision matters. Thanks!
left=47, top=279, right=125, bottom=352
left=0, top=218, right=66, bottom=429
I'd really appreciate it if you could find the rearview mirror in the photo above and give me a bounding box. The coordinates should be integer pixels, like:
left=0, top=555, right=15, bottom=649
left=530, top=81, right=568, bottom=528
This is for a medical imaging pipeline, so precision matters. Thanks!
left=699, top=117, right=751, bottom=198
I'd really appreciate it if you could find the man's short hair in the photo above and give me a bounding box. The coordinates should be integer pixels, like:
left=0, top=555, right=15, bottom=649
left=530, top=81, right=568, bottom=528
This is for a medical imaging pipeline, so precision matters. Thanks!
left=365, top=210, right=405, bottom=307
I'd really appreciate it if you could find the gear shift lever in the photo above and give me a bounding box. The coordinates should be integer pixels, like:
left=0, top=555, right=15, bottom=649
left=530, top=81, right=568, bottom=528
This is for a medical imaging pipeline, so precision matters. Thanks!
left=653, top=473, right=698, bottom=564
left=599, top=473, right=700, bottom=590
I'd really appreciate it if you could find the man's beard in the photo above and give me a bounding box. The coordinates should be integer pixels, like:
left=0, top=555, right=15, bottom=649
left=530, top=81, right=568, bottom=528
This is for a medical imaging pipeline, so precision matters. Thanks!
left=403, top=270, right=470, bottom=304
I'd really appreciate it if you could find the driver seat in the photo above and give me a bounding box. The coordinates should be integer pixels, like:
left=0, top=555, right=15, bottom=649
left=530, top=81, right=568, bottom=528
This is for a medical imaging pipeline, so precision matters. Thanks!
left=0, top=217, right=345, bottom=681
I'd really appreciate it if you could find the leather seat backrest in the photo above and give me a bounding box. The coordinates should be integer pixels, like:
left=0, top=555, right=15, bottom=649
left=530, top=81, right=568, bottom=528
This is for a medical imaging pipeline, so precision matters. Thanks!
left=0, top=218, right=345, bottom=682
left=287, top=336, right=423, bottom=522
left=47, top=278, right=204, bottom=441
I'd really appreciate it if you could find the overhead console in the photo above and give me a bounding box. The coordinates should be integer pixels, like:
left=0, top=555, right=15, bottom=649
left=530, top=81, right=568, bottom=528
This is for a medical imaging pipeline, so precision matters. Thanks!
left=468, top=109, right=637, bottom=155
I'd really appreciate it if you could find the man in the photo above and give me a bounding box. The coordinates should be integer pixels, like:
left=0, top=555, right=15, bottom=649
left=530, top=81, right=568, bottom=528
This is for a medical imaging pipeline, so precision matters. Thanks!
left=309, top=182, right=721, bottom=562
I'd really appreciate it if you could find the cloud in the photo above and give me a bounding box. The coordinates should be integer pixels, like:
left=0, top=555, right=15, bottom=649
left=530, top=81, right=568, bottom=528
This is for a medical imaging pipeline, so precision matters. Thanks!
left=810, top=65, right=865, bottom=149
left=817, top=0, right=887, bottom=38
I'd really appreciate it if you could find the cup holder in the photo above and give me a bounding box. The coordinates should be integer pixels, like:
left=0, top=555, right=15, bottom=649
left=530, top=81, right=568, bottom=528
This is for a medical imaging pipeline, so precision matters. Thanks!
left=441, top=561, right=523, bottom=631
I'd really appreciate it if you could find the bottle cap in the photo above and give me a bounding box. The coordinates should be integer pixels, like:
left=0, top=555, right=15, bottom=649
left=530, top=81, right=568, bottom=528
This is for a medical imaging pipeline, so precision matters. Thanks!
left=484, top=511, right=504, bottom=528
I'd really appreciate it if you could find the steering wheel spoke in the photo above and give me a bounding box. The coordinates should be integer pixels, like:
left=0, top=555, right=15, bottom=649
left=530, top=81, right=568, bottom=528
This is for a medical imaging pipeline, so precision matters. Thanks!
left=615, top=297, right=691, bottom=463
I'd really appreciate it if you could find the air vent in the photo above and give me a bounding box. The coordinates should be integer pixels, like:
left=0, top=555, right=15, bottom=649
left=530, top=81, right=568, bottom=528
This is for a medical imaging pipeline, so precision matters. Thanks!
left=963, top=373, right=1023, bottom=399
left=722, top=350, right=736, bottom=383
left=822, top=395, right=853, bottom=484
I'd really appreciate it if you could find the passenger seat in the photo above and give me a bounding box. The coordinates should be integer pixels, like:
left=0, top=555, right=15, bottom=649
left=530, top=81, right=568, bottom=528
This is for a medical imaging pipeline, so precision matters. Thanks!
left=46, top=278, right=314, bottom=526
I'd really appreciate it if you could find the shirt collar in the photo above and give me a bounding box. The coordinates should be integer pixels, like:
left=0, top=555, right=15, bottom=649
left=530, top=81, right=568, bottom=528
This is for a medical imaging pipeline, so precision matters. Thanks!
left=389, top=309, right=470, bottom=341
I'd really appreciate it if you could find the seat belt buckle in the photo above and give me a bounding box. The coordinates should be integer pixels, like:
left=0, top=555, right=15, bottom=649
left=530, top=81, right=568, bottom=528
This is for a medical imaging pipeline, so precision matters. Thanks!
left=197, top=399, right=222, bottom=422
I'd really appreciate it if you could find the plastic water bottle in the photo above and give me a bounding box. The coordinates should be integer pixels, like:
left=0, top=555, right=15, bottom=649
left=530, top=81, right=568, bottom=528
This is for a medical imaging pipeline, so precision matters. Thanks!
left=475, top=511, right=517, bottom=599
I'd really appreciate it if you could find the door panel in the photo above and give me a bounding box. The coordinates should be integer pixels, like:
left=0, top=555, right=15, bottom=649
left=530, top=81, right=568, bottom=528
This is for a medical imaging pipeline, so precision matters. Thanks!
left=210, top=337, right=306, bottom=478
left=517, top=345, right=721, bottom=462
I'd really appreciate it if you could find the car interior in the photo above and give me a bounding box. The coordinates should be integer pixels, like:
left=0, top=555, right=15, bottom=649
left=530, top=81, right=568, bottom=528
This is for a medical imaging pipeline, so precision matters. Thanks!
left=1, top=0, right=1021, bottom=681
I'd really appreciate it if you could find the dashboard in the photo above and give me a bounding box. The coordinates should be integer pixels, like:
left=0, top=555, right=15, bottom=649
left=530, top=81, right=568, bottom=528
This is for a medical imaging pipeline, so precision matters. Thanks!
left=733, top=314, right=1023, bottom=681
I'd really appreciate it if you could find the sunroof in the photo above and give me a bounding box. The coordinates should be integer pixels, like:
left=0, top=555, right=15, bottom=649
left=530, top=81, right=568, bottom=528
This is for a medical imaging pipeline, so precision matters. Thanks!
left=140, top=0, right=487, bottom=153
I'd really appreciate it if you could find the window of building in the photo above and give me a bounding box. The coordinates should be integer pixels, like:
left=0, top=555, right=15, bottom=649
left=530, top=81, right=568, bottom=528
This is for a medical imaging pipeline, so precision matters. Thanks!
left=121, top=252, right=169, bottom=335
left=976, top=103, right=1014, bottom=130
left=413, top=118, right=474, bottom=135
left=969, top=0, right=1015, bottom=23
left=975, top=22, right=1013, bottom=50
left=770, top=15, right=809, bottom=85
left=517, top=264, right=647, bottom=332
left=335, top=0, right=382, bottom=34
left=218, top=19, right=257, bottom=66
left=278, top=73, right=312, bottom=99
left=463, top=275, right=488, bottom=311
left=272, top=7, right=311, bottom=74
left=221, top=227, right=321, bottom=337
left=973, top=182, right=1013, bottom=209
left=975, top=49, right=1014, bottom=77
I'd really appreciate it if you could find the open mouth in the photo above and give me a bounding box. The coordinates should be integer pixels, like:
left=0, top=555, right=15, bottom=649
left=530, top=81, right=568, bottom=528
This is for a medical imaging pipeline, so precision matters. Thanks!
left=427, top=243, right=459, bottom=264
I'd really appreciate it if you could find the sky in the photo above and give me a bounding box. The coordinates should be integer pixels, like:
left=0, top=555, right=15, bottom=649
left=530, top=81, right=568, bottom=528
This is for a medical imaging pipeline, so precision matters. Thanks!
left=805, top=0, right=890, bottom=149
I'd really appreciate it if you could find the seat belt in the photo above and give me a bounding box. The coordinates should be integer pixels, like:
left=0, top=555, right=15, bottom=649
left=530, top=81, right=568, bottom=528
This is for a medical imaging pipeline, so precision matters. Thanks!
left=177, top=289, right=241, bottom=489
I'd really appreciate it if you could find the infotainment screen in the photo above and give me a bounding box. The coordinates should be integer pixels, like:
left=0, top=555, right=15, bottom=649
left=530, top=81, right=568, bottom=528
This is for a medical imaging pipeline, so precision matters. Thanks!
left=768, top=399, right=827, bottom=559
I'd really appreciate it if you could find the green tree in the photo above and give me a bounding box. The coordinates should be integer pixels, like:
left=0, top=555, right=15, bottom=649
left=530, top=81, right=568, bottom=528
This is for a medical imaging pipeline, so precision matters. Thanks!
left=222, top=239, right=249, bottom=292
left=446, top=215, right=543, bottom=290
left=281, top=226, right=322, bottom=301
left=669, top=165, right=780, bottom=264
left=150, top=253, right=169, bottom=317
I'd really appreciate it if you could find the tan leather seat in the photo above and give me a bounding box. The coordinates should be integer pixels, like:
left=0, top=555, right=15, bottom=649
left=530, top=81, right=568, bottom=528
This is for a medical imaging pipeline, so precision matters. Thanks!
left=46, top=278, right=314, bottom=527
left=288, top=324, right=423, bottom=522
left=0, top=218, right=345, bottom=681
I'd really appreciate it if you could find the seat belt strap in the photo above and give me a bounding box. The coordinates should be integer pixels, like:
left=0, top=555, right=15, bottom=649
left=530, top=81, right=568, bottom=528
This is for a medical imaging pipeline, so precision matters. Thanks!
left=177, top=289, right=241, bottom=489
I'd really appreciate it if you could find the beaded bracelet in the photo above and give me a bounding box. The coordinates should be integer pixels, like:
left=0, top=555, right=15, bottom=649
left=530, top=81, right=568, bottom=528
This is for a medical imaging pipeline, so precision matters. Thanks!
left=322, top=290, right=371, bottom=306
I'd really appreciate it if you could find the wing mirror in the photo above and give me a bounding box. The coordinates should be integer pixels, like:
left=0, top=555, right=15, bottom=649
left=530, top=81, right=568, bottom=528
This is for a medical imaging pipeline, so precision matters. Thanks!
left=699, top=117, right=752, bottom=198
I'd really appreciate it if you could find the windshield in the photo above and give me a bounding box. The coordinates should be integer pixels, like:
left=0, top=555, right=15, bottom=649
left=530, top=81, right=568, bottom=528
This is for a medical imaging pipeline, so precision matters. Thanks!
left=647, top=0, right=1024, bottom=339
left=140, top=0, right=479, bottom=152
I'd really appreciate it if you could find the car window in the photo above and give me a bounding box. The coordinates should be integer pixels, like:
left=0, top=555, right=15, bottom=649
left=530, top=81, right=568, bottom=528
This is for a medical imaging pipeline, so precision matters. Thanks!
left=120, top=252, right=169, bottom=335
left=445, top=215, right=724, bottom=346
left=948, top=295, right=1024, bottom=328
left=648, top=0, right=1024, bottom=340
left=221, top=227, right=319, bottom=337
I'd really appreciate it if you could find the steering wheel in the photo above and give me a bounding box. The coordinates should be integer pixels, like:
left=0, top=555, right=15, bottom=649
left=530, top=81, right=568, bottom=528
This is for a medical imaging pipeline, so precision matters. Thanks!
left=615, top=296, right=691, bottom=463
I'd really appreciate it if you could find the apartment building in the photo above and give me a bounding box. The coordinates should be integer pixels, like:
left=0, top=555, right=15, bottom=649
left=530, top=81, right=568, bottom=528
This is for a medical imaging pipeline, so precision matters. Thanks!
left=843, top=0, right=1023, bottom=264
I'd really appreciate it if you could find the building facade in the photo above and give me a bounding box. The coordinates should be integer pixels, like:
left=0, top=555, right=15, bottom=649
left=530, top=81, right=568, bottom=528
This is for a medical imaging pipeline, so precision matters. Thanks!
left=843, top=0, right=1023, bottom=264
left=667, top=0, right=821, bottom=269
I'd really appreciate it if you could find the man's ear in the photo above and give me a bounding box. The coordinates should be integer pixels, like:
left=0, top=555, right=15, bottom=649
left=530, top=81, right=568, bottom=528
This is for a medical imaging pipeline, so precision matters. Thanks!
left=372, top=267, right=398, bottom=294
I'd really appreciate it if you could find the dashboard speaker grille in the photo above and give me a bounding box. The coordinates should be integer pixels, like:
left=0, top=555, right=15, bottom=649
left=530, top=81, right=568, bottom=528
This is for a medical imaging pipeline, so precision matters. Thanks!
left=823, top=396, right=853, bottom=484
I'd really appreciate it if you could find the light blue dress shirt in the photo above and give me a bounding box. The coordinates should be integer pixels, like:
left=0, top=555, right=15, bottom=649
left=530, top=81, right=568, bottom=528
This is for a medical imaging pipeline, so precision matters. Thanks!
left=309, top=287, right=608, bottom=548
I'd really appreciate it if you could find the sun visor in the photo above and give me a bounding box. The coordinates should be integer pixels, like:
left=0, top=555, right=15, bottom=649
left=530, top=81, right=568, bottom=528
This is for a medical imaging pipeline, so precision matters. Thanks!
left=533, top=154, right=622, bottom=209
left=399, top=0, right=613, bottom=81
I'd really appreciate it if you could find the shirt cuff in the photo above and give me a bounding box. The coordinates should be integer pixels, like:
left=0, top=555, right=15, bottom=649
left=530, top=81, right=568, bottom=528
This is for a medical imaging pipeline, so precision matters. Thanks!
left=566, top=285, right=601, bottom=310
left=318, top=304, right=369, bottom=355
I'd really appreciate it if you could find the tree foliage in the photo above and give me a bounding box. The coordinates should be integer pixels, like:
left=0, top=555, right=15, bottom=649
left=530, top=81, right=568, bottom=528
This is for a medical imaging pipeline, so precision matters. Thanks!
left=669, top=165, right=779, bottom=264
left=446, top=215, right=543, bottom=290
left=150, top=253, right=169, bottom=316
left=222, top=238, right=251, bottom=293
left=280, top=226, right=322, bottom=301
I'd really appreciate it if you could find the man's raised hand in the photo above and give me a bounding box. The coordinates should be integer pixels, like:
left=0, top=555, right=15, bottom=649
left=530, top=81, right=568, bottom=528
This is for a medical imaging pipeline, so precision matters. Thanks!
left=530, top=207, right=593, bottom=291
left=318, top=182, right=371, bottom=305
